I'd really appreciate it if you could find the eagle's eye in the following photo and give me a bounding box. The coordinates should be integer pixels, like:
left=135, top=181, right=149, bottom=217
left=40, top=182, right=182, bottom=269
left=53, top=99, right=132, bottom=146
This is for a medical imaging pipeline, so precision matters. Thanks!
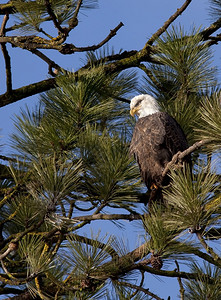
left=134, top=100, right=142, bottom=107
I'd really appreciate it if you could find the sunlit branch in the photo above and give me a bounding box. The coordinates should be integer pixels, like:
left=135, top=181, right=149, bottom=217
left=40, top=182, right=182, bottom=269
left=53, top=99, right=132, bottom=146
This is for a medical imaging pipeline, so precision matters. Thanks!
left=162, top=139, right=208, bottom=178
left=71, top=213, right=141, bottom=222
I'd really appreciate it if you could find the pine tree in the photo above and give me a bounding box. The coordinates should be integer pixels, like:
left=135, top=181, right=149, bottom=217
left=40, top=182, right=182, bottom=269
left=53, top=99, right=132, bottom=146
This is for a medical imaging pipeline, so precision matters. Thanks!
left=0, top=1, right=221, bottom=299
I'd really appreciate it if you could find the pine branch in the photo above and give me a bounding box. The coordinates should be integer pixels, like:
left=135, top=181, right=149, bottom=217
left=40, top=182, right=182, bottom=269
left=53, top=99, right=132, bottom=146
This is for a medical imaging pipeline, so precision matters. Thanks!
left=0, top=22, right=124, bottom=53
left=68, top=233, right=119, bottom=259
left=186, top=246, right=221, bottom=267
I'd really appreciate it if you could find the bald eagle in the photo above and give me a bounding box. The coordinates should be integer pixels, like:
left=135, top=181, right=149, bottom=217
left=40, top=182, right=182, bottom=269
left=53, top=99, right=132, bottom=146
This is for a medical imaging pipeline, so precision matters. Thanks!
left=129, top=94, right=191, bottom=203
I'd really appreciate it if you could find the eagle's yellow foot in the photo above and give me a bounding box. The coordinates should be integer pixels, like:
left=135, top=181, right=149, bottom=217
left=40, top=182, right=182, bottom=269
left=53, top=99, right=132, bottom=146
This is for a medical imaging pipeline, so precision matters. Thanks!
left=150, top=183, right=158, bottom=191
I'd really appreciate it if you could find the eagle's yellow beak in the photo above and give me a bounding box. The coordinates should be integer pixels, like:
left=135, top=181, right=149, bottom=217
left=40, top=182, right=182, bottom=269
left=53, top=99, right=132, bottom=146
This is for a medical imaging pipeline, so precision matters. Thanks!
left=130, top=106, right=140, bottom=117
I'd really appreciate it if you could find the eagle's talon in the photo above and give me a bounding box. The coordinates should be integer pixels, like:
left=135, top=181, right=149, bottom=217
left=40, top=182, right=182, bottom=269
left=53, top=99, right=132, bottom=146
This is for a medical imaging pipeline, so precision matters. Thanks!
left=150, top=183, right=158, bottom=191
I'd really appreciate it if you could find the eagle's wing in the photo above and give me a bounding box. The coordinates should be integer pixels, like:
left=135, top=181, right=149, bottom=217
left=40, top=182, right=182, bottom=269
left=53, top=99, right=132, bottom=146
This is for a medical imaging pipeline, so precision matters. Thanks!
left=161, top=112, right=189, bottom=154
left=129, top=114, right=168, bottom=187
left=129, top=112, right=190, bottom=188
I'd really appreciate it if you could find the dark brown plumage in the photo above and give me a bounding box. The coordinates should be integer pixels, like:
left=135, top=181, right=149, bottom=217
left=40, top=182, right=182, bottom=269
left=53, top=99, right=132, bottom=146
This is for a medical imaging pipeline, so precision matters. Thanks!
left=129, top=94, right=191, bottom=204
left=130, top=112, right=190, bottom=190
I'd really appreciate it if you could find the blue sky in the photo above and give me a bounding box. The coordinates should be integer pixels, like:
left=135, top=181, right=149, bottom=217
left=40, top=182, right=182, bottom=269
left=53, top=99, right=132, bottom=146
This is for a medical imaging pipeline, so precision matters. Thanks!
left=0, top=0, right=220, bottom=147
left=0, top=1, right=221, bottom=299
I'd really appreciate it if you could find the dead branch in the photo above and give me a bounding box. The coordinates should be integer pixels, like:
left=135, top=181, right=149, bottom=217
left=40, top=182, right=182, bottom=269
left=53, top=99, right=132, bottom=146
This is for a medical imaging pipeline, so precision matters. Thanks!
left=59, top=22, right=124, bottom=54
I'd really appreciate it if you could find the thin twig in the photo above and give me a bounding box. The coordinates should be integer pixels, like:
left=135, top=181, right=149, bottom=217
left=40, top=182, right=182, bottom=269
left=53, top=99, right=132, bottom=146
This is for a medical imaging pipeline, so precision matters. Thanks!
left=175, top=260, right=185, bottom=300
left=116, top=280, right=163, bottom=300
left=145, top=0, right=192, bottom=46
left=66, top=0, right=82, bottom=31
left=45, top=0, right=64, bottom=33
left=60, top=22, right=124, bottom=54
left=73, top=0, right=82, bottom=20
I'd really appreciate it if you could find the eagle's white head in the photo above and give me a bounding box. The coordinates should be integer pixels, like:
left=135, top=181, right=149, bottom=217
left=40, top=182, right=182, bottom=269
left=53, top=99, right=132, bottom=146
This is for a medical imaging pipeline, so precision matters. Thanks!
left=130, top=94, right=160, bottom=118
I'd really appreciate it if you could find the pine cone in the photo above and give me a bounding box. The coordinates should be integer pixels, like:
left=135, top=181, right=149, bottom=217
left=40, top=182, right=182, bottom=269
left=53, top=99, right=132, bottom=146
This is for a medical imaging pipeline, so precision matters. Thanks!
left=150, top=253, right=163, bottom=270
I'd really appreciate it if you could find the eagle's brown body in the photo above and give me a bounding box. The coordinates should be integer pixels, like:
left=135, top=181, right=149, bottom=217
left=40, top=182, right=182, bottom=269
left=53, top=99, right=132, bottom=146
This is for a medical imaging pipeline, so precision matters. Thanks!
left=130, top=111, right=190, bottom=189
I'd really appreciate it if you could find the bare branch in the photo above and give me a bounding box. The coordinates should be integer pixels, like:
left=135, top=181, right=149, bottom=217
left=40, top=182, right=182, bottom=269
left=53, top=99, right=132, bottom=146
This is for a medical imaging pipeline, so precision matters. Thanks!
left=116, top=280, right=163, bottom=300
left=60, top=22, right=124, bottom=54
left=0, top=77, right=56, bottom=108
left=162, top=139, right=208, bottom=178
left=30, top=49, right=62, bottom=76
left=136, top=264, right=215, bottom=283
left=71, top=213, right=141, bottom=222
left=145, top=0, right=192, bottom=46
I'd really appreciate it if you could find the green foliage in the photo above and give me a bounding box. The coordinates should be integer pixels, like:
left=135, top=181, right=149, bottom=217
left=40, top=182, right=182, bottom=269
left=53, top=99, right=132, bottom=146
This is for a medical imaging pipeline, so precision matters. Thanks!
left=142, top=26, right=216, bottom=99
left=209, top=0, right=221, bottom=20
left=195, top=92, right=221, bottom=152
left=19, top=235, right=54, bottom=276
left=164, top=164, right=221, bottom=234
left=142, top=205, right=194, bottom=261
left=13, top=0, right=98, bottom=33
left=1, top=3, right=221, bottom=298
left=140, top=26, right=216, bottom=144
left=12, top=68, right=136, bottom=159
left=65, top=232, right=113, bottom=274
left=79, top=126, right=140, bottom=207
left=184, top=262, right=221, bottom=299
